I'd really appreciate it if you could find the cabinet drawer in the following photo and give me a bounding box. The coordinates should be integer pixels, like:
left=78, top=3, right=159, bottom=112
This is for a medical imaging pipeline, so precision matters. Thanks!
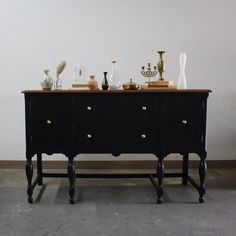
left=76, top=125, right=160, bottom=154
left=74, top=94, right=160, bottom=123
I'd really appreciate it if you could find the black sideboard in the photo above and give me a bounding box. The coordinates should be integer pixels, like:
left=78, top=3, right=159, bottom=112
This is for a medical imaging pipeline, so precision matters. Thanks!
left=23, top=89, right=211, bottom=204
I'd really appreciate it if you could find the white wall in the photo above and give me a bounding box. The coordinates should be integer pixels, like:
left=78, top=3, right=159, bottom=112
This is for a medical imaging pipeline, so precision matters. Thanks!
left=0, top=0, right=235, bottom=160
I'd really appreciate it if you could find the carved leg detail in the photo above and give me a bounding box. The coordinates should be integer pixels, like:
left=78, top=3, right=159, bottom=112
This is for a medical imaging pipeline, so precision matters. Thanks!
left=199, top=155, right=207, bottom=203
left=157, top=157, right=164, bottom=204
left=37, top=154, right=43, bottom=186
left=26, top=155, right=33, bottom=203
left=68, top=157, right=76, bottom=204
left=182, top=154, right=189, bottom=185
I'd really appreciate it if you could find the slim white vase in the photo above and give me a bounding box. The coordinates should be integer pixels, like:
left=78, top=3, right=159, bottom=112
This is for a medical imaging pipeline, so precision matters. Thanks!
left=177, top=52, right=187, bottom=89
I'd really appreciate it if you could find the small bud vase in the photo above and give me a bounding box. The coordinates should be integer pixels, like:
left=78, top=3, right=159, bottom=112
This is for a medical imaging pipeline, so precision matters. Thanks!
left=102, top=72, right=109, bottom=90
left=41, top=70, right=53, bottom=90
left=177, top=52, right=187, bottom=89
left=87, top=75, right=98, bottom=90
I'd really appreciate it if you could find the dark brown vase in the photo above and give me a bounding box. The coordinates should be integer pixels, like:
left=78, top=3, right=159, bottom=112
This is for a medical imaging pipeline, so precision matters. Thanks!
left=102, top=72, right=109, bottom=90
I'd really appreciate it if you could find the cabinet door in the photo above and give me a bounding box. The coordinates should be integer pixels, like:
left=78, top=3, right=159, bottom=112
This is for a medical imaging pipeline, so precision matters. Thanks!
left=164, top=94, right=206, bottom=153
left=28, top=94, right=72, bottom=151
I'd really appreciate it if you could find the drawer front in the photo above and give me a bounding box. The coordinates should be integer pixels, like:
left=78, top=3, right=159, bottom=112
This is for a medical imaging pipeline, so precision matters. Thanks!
left=164, top=94, right=205, bottom=152
left=74, top=94, right=160, bottom=123
left=76, top=125, right=160, bottom=154
left=28, top=95, right=72, bottom=150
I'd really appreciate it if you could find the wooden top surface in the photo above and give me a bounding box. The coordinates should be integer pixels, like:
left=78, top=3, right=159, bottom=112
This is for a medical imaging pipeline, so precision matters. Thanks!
left=22, top=89, right=212, bottom=94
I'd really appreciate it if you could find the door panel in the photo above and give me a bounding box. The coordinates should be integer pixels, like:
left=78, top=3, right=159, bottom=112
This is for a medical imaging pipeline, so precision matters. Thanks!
left=165, top=94, right=205, bottom=152
left=29, top=95, right=72, bottom=151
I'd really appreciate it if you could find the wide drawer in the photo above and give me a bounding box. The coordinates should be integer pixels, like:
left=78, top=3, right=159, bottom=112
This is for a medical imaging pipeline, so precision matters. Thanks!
left=76, top=125, right=160, bottom=154
left=73, top=94, right=160, bottom=123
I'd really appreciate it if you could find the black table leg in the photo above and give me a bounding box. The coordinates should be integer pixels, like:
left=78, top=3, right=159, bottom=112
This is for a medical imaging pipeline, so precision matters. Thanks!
left=182, top=153, right=189, bottom=185
left=157, top=157, right=164, bottom=204
left=199, top=152, right=207, bottom=203
left=37, top=154, right=43, bottom=186
left=68, top=156, right=76, bottom=204
left=26, top=154, right=33, bottom=203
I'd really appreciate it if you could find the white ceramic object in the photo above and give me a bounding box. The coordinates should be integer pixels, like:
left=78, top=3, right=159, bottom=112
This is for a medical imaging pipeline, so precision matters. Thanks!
left=177, top=52, right=187, bottom=89
left=41, top=69, right=53, bottom=90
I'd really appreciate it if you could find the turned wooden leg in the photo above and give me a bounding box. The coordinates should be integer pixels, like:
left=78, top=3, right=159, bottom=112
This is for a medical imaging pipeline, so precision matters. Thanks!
left=37, top=154, right=43, bottom=186
left=26, top=154, right=33, bottom=203
left=182, top=153, right=189, bottom=185
left=199, top=153, right=207, bottom=203
left=157, top=157, right=164, bottom=204
left=68, top=157, right=76, bottom=204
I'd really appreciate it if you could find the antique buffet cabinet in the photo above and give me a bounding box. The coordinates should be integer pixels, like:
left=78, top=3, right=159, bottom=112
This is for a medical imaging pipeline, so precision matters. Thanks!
left=23, top=89, right=211, bottom=204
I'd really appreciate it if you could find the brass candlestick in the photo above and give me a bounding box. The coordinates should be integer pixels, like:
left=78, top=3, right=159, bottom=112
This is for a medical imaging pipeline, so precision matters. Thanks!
left=141, top=63, right=157, bottom=83
left=157, top=51, right=165, bottom=81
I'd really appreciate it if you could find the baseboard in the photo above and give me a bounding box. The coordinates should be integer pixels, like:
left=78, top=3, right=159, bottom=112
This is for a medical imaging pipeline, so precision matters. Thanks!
left=0, top=160, right=235, bottom=169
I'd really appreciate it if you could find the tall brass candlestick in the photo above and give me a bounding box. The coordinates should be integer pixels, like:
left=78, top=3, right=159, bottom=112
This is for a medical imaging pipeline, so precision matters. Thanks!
left=157, top=51, right=165, bottom=81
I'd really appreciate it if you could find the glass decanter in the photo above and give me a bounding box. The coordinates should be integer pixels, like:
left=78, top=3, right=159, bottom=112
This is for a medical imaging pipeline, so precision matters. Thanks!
left=109, top=61, right=121, bottom=90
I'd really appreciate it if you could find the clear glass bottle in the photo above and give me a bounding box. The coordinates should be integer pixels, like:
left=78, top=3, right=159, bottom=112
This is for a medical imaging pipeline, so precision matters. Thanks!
left=109, top=61, right=121, bottom=90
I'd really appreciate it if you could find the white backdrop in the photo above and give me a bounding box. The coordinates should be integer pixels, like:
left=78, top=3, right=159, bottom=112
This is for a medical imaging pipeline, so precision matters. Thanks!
left=0, top=0, right=235, bottom=160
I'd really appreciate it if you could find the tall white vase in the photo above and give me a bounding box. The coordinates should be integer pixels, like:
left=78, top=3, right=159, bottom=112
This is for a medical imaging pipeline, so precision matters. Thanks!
left=177, top=52, right=187, bottom=89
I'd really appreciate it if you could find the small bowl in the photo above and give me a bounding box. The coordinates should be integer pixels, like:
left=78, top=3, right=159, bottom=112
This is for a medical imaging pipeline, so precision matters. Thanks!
left=123, top=79, right=140, bottom=90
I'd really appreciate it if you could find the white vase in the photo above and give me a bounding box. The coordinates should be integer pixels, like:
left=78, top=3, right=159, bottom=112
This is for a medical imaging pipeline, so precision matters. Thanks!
left=177, top=52, right=187, bottom=89
left=41, top=70, right=53, bottom=90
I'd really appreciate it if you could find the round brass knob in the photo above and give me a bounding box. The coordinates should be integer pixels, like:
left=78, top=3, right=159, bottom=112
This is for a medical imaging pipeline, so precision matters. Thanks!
left=141, top=134, right=146, bottom=138
left=87, top=106, right=92, bottom=111
left=87, top=134, right=92, bottom=139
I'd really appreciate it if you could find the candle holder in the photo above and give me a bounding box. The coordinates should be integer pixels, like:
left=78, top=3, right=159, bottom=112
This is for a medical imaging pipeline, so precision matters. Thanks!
left=141, top=63, right=157, bottom=83
left=157, top=51, right=165, bottom=81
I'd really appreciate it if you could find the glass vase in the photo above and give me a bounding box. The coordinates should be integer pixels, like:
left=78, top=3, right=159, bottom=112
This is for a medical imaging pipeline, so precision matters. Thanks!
left=109, top=61, right=121, bottom=90
left=54, top=77, right=62, bottom=90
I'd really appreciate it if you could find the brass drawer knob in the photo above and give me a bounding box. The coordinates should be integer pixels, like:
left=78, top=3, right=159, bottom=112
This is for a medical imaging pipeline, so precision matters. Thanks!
left=46, top=120, right=52, bottom=124
left=87, top=134, right=92, bottom=139
left=182, top=120, right=187, bottom=124
left=141, top=134, right=146, bottom=139
left=87, top=106, right=92, bottom=111
left=142, top=106, right=147, bottom=111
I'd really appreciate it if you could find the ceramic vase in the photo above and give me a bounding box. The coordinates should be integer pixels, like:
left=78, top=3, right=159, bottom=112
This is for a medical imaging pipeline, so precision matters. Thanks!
left=177, top=52, right=187, bottom=89
left=87, top=75, right=98, bottom=90
left=41, top=70, right=53, bottom=90
left=102, top=72, right=109, bottom=90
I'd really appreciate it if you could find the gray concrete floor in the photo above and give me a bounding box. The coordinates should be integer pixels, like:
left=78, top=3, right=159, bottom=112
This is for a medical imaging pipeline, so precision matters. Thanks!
left=0, top=168, right=236, bottom=236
